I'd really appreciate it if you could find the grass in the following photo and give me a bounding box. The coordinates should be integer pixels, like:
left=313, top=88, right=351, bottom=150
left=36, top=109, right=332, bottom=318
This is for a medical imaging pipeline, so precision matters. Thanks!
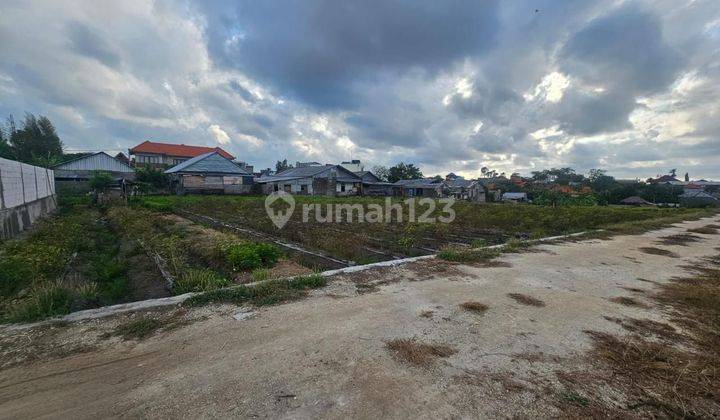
left=687, top=225, right=719, bottom=235
left=582, top=252, right=720, bottom=417
left=173, top=268, right=230, bottom=294
left=438, top=246, right=500, bottom=263
left=184, top=274, right=327, bottom=307
left=638, top=247, right=678, bottom=258
left=0, top=205, right=133, bottom=323
left=459, top=301, right=489, bottom=314
left=386, top=338, right=457, bottom=368
left=130, top=195, right=715, bottom=264
left=251, top=268, right=270, bottom=282
left=608, top=296, right=650, bottom=308
left=508, top=293, right=545, bottom=307
left=111, top=317, right=164, bottom=340
left=656, top=233, right=702, bottom=246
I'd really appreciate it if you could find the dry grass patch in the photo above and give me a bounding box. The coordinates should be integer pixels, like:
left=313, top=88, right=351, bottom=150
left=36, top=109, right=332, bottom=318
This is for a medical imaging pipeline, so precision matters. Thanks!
left=582, top=253, right=720, bottom=417
left=508, top=293, right=545, bottom=307
left=687, top=226, right=718, bottom=235
left=419, top=310, right=434, bottom=318
left=459, top=301, right=489, bottom=314
left=608, top=296, right=650, bottom=308
left=656, top=233, right=702, bottom=246
left=638, top=247, right=679, bottom=258
left=386, top=338, right=456, bottom=368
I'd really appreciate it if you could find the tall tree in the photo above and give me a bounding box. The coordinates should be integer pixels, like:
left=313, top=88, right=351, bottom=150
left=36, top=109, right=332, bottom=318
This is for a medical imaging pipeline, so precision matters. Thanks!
left=8, top=113, right=64, bottom=166
left=0, top=126, right=13, bottom=159
left=371, top=165, right=389, bottom=182
left=275, top=159, right=292, bottom=172
left=387, top=162, right=423, bottom=183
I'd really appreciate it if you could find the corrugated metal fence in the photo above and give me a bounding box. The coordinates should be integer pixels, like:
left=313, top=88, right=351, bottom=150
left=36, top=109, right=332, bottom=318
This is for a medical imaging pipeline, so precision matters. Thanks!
left=0, top=157, right=55, bottom=210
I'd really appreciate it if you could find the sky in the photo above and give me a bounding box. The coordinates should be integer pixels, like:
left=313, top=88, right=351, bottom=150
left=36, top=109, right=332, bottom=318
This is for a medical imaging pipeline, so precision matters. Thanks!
left=0, top=0, right=719, bottom=179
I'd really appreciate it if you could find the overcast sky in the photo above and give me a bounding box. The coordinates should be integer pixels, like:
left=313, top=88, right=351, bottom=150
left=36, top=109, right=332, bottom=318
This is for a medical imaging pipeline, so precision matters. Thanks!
left=1, top=0, right=718, bottom=179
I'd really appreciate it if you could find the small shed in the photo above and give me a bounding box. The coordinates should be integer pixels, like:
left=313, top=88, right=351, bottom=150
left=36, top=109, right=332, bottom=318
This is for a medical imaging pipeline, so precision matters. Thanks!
left=355, top=171, right=394, bottom=196
left=619, top=196, right=655, bottom=206
left=165, top=151, right=253, bottom=195
left=501, top=192, right=528, bottom=203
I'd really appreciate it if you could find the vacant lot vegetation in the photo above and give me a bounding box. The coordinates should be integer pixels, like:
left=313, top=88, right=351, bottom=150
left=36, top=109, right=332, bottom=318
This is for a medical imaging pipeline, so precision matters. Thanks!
left=0, top=205, right=142, bottom=323
left=132, top=195, right=714, bottom=264
left=0, top=202, right=296, bottom=324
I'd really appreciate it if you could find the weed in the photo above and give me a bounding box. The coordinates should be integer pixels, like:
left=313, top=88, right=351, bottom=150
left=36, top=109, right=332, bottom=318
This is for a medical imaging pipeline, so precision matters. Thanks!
left=184, top=274, right=326, bottom=307
left=437, top=246, right=500, bottom=263
left=638, top=247, right=678, bottom=258
left=227, top=242, right=281, bottom=271
left=173, top=268, right=230, bottom=294
left=503, top=238, right=530, bottom=253
left=251, top=268, right=270, bottom=282
left=112, top=317, right=164, bottom=340
left=608, top=296, right=650, bottom=308
left=688, top=226, right=718, bottom=235
left=656, top=233, right=702, bottom=246
left=508, top=293, right=545, bottom=307
left=470, top=238, right=488, bottom=248
left=3, top=284, right=73, bottom=323
left=459, top=301, right=489, bottom=314
left=386, top=338, right=456, bottom=368
left=419, top=310, right=434, bottom=318
left=561, top=391, right=590, bottom=407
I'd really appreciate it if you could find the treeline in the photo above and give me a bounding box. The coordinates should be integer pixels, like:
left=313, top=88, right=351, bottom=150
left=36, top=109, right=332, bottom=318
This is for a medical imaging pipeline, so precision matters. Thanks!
left=0, top=113, right=64, bottom=166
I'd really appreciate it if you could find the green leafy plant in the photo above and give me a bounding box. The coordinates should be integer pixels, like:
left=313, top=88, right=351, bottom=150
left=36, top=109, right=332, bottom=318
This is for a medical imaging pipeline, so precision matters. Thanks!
left=173, top=268, right=229, bottom=294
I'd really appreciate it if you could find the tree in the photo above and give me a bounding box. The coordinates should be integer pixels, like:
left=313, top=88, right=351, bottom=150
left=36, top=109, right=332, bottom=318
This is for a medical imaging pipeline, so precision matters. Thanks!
left=275, top=159, right=292, bottom=172
left=669, top=168, right=677, bottom=178
left=0, top=127, right=13, bottom=159
left=8, top=113, right=64, bottom=166
left=684, top=172, right=689, bottom=182
left=136, top=165, right=169, bottom=191
left=88, top=171, right=114, bottom=192
left=387, top=162, right=423, bottom=183
left=371, top=165, right=389, bottom=182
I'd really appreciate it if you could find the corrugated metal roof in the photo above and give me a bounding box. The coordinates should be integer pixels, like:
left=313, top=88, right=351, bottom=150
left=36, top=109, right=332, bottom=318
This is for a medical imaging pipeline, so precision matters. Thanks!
left=165, top=152, right=250, bottom=174
left=258, top=165, right=361, bottom=183
left=393, top=178, right=443, bottom=188
left=53, top=152, right=134, bottom=173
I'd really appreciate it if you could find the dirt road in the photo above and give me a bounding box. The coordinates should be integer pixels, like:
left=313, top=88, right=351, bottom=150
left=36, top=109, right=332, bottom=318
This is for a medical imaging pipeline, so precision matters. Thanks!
left=1, top=216, right=719, bottom=418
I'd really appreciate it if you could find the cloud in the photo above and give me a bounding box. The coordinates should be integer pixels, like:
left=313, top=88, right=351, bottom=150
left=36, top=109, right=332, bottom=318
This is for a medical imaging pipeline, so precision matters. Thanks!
left=0, top=0, right=718, bottom=180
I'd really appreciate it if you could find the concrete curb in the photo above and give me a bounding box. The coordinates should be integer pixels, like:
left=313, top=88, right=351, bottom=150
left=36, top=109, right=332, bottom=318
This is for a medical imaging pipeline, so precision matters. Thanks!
left=1, top=229, right=599, bottom=330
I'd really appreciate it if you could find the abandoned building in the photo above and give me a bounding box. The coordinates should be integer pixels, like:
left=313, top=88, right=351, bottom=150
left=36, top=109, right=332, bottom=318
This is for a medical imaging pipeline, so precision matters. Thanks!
left=354, top=171, right=394, bottom=196
left=392, top=178, right=448, bottom=198
left=257, top=165, right=362, bottom=196
left=165, top=151, right=253, bottom=195
left=53, top=152, right=136, bottom=194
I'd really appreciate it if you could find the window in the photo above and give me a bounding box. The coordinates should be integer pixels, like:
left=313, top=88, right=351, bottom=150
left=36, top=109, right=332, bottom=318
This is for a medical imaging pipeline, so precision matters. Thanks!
left=340, top=184, right=346, bottom=192
left=300, top=184, right=308, bottom=194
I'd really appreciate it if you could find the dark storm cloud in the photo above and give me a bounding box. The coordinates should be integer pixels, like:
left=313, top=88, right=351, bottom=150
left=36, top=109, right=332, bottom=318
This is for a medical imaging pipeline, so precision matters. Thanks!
left=554, top=4, right=683, bottom=135
left=66, top=21, right=121, bottom=68
left=201, top=0, right=500, bottom=108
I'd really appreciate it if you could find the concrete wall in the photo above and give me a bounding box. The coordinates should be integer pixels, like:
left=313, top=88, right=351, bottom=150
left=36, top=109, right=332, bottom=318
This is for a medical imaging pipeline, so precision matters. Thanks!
left=0, top=158, right=57, bottom=240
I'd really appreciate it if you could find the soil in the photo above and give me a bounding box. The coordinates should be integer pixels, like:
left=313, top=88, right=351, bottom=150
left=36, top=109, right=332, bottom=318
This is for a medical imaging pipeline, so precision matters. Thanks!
left=0, top=215, right=718, bottom=418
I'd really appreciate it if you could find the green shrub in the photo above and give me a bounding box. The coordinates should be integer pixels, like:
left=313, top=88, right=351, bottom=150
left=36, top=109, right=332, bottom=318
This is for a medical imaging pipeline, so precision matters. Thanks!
left=226, top=242, right=281, bottom=271
left=470, top=239, right=488, bottom=248
left=173, top=268, right=230, bottom=294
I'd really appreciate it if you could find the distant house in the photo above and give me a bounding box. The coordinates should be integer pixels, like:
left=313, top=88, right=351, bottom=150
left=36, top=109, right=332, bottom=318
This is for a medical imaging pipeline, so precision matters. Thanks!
left=619, top=196, right=655, bottom=206
left=355, top=171, right=394, bottom=196
left=445, top=179, right=474, bottom=199
left=257, top=165, right=361, bottom=196
left=501, top=192, right=528, bottom=203
left=295, top=161, right=322, bottom=168
left=165, top=151, right=253, bottom=195
left=53, top=152, right=135, bottom=193
left=392, top=178, right=446, bottom=198
left=130, top=141, right=235, bottom=168
left=647, top=175, right=681, bottom=185
left=679, top=190, right=719, bottom=208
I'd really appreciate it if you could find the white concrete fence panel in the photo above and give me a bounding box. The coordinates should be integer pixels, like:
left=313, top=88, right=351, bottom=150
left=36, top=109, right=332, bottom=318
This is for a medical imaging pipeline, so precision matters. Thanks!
left=0, top=157, right=55, bottom=210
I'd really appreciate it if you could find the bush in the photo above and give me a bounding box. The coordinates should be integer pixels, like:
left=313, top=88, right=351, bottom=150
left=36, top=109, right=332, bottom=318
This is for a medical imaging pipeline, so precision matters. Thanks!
left=226, top=242, right=281, bottom=271
left=173, top=268, right=230, bottom=294
left=4, top=284, right=73, bottom=323
left=251, top=268, right=270, bottom=282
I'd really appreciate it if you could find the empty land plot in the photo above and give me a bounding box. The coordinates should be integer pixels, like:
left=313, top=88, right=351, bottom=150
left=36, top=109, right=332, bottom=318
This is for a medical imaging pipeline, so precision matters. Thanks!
left=131, top=195, right=714, bottom=265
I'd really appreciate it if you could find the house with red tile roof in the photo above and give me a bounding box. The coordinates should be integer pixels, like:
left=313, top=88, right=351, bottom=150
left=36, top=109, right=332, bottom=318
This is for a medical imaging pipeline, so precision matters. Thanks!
left=129, top=141, right=235, bottom=167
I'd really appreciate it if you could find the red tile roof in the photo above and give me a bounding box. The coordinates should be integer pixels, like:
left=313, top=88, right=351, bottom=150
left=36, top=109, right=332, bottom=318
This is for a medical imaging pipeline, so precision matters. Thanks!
left=129, top=141, right=235, bottom=160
